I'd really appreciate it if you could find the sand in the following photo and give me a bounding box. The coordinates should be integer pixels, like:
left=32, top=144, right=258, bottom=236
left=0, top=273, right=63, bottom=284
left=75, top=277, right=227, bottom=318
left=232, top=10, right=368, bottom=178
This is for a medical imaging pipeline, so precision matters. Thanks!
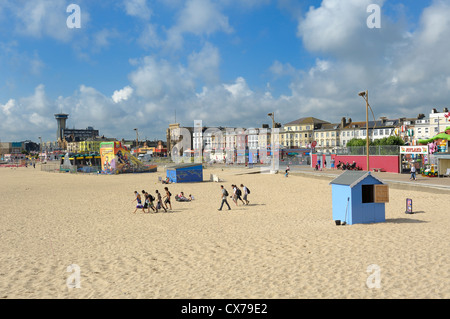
left=0, top=165, right=449, bottom=299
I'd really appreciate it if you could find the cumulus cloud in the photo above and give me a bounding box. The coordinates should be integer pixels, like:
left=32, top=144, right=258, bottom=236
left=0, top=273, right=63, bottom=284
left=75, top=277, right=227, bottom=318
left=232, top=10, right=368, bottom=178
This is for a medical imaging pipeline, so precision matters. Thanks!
left=165, top=0, right=233, bottom=49
left=124, top=0, right=152, bottom=20
left=4, top=0, right=88, bottom=42
left=188, top=42, right=221, bottom=84
left=2, top=1, right=450, bottom=143
left=112, top=86, right=134, bottom=103
left=129, top=56, right=195, bottom=99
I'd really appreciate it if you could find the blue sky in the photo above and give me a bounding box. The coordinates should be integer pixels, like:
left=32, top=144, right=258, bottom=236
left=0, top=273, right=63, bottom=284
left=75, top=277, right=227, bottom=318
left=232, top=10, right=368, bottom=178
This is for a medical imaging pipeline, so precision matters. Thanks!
left=1, top=0, right=449, bottom=142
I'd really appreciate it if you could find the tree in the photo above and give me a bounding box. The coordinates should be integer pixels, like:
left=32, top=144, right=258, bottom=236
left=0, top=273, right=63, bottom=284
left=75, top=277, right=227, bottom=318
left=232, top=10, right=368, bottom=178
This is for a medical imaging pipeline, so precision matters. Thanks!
left=346, top=138, right=366, bottom=147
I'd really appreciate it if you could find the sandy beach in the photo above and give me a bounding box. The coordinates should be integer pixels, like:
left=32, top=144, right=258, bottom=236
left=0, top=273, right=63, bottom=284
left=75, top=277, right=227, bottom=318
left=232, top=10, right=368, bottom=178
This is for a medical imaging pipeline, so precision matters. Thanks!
left=0, top=165, right=449, bottom=299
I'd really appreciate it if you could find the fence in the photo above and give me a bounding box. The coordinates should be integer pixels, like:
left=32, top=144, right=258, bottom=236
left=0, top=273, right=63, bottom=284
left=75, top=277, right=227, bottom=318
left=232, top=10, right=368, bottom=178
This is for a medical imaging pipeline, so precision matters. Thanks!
left=334, top=146, right=399, bottom=156
left=41, top=162, right=78, bottom=173
left=40, top=162, right=61, bottom=172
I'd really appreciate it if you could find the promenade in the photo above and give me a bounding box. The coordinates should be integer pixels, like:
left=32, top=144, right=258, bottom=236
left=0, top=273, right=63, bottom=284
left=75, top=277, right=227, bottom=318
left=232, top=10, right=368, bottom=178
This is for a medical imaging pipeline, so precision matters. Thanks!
left=287, top=165, right=450, bottom=194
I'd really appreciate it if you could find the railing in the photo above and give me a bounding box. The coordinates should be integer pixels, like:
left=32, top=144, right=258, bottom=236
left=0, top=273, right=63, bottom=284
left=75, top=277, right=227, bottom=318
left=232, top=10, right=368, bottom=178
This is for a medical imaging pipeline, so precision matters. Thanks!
left=40, top=162, right=61, bottom=172
left=334, top=146, right=399, bottom=156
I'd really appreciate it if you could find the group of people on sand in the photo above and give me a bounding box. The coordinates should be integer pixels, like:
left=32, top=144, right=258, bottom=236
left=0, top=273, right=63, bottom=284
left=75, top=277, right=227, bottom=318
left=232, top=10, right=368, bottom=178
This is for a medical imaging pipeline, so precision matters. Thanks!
left=174, top=192, right=194, bottom=202
left=133, top=187, right=172, bottom=213
left=218, top=184, right=250, bottom=211
left=132, top=187, right=194, bottom=213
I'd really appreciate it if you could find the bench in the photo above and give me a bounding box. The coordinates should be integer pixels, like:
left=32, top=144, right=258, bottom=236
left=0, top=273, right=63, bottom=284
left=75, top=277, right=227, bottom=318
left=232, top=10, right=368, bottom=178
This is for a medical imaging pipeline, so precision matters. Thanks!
left=372, top=168, right=383, bottom=172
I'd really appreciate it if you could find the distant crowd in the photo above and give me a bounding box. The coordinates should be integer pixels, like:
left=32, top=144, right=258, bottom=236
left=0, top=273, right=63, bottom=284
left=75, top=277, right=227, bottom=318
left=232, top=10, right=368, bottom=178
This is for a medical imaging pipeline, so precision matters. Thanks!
left=133, top=187, right=193, bottom=213
left=132, top=181, right=251, bottom=213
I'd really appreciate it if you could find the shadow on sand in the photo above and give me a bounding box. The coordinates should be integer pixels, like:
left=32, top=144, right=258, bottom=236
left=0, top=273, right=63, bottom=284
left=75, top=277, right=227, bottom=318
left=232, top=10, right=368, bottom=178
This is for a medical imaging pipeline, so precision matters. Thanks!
left=386, top=217, right=428, bottom=224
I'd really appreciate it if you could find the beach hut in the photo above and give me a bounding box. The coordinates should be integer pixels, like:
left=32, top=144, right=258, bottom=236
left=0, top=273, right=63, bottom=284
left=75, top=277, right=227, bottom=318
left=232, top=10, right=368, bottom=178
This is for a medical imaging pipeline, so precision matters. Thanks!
left=166, top=164, right=203, bottom=183
left=330, top=171, right=389, bottom=225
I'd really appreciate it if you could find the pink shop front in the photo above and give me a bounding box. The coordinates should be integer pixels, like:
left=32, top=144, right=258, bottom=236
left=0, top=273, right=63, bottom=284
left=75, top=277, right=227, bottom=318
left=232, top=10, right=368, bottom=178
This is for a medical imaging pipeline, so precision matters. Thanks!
left=311, top=153, right=400, bottom=173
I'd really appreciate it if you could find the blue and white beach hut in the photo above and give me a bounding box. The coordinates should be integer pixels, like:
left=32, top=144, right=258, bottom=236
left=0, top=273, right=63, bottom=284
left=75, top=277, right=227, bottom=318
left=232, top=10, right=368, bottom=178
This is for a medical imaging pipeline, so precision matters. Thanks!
left=330, top=171, right=389, bottom=225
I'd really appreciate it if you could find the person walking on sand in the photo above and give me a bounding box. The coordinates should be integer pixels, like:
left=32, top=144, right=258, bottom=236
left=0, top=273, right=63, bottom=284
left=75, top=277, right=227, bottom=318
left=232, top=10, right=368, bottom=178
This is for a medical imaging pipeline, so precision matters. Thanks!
left=240, top=184, right=250, bottom=205
left=145, top=192, right=156, bottom=213
left=410, top=162, right=417, bottom=181
left=218, top=185, right=231, bottom=211
left=132, top=191, right=144, bottom=213
left=232, top=184, right=245, bottom=206
left=155, top=190, right=167, bottom=213
left=163, top=187, right=172, bottom=210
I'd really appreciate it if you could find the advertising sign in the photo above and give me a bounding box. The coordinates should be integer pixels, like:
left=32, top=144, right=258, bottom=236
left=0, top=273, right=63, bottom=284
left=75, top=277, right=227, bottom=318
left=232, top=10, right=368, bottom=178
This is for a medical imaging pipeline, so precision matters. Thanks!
left=400, top=146, right=429, bottom=155
left=405, top=198, right=413, bottom=214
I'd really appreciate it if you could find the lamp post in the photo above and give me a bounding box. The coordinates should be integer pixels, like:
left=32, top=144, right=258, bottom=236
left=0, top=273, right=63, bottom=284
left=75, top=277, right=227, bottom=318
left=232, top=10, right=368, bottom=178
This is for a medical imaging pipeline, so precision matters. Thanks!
left=134, top=128, right=139, bottom=151
left=267, top=112, right=277, bottom=173
left=358, top=90, right=370, bottom=171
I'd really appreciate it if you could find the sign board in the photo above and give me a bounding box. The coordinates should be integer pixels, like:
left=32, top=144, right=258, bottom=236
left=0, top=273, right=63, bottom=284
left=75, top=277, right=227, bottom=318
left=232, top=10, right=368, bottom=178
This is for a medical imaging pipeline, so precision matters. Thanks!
left=400, top=146, right=428, bottom=155
left=405, top=198, right=413, bottom=214
left=374, top=185, right=389, bottom=203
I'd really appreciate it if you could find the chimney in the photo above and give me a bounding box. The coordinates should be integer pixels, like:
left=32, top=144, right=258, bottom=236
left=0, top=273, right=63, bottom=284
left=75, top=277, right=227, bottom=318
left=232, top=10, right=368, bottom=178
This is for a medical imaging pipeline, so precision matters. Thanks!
left=432, top=108, right=437, bottom=113
left=417, top=113, right=425, bottom=119
left=444, top=107, right=449, bottom=113
left=380, top=116, right=387, bottom=124
left=341, top=117, right=347, bottom=128
left=348, top=118, right=352, bottom=124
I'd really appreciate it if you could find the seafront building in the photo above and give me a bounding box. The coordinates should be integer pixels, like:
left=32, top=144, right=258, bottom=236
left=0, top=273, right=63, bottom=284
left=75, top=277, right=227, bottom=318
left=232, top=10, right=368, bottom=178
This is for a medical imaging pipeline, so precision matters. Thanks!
left=280, top=117, right=329, bottom=149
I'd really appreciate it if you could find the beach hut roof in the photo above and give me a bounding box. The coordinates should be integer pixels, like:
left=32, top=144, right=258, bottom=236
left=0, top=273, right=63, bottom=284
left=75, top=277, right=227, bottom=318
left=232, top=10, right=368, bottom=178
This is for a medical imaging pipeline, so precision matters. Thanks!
left=166, top=163, right=203, bottom=170
left=329, top=171, right=385, bottom=188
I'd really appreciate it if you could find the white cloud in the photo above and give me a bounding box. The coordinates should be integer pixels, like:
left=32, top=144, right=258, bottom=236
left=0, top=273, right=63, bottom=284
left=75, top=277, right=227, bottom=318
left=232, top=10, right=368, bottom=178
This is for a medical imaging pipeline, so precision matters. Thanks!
left=188, top=43, right=221, bottom=84
left=3, top=1, right=450, bottom=143
left=165, top=0, right=233, bottom=49
left=1, top=99, right=16, bottom=116
left=129, top=56, right=195, bottom=99
left=224, top=77, right=253, bottom=98
left=112, top=86, right=134, bottom=103
left=124, top=0, right=152, bottom=20
left=137, top=24, right=161, bottom=48
left=8, top=0, right=84, bottom=42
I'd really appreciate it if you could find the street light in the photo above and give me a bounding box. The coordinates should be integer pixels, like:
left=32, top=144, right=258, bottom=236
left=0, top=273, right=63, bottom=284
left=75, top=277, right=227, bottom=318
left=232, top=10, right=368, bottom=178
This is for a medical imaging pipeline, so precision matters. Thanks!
left=134, top=128, right=139, bottom=150
left=358, top=90, right=370, bottom=171
left=267, top=112, right=278, bottom=173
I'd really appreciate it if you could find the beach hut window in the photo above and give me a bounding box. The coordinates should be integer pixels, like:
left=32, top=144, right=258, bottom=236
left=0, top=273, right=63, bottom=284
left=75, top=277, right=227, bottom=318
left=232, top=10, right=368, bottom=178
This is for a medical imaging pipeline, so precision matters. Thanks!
left=362, top=185, right=375, bottom=203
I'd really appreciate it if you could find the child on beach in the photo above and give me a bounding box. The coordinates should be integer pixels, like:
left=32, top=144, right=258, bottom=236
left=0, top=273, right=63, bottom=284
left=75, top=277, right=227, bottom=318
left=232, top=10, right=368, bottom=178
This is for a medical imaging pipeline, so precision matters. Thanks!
left=155, top=190, right=167, bottom=213
left=145, top=192, right=156, bottom=213
left=132, top=191, right=144, bottom=213
left=163, top=187, right=172, bottom=210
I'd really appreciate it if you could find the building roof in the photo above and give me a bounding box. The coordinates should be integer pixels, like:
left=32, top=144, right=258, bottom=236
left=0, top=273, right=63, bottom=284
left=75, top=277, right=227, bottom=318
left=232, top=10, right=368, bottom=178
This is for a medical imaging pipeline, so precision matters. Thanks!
left=329, top=171, right=385, bottom=188
left=166, top=163, right=203, bottom=170
left=315, top=123, right=342, bottom=131
left=284, top=117, right=329, bottom=126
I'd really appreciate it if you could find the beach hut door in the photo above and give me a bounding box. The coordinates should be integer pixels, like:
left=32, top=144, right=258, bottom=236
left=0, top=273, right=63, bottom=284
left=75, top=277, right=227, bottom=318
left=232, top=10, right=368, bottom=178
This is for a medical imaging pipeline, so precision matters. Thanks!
left=363, top=205, right=375, bottom=223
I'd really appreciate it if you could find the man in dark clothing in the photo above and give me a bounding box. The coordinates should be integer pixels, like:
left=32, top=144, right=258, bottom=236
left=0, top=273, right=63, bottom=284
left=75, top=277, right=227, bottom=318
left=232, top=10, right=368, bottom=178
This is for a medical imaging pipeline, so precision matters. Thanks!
left=218, top=185, right=231, bottom=211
